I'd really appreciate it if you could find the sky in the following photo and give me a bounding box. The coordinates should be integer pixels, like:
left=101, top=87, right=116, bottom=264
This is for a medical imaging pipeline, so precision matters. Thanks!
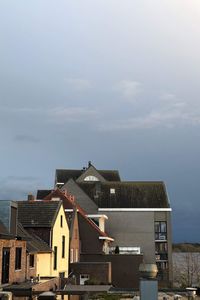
left=0, top=0, right=200, bottom=242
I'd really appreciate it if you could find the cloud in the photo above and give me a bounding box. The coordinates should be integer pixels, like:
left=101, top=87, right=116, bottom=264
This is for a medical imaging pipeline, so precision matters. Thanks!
left=47, top=107, right=98, bottom=123
left=115, top=80, right=142, bottom=101
left=99, top=92, right=200, bottom=131
left=0, top=105, right=98, bottom=124
left=15, top=134, right=40, bottom=143
left=64, top=78, right=92, bottom=91
left=0, top=176, right=40, bottom=200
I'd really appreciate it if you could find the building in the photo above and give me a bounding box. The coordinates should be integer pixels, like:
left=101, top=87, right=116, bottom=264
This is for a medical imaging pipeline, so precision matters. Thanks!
left=37, top=188, right=114, bottom=285
left=17, top=200, right=69, bottom=279
left=0, top=201, right=26, bottom=285
left=53, top=162, right=173, bottom=287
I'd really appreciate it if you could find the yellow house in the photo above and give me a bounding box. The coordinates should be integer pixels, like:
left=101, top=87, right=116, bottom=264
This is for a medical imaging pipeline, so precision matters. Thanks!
left=18, top=200, right=69, bottom=278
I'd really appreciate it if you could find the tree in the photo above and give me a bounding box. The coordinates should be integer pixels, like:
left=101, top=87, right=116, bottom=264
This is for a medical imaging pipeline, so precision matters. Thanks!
left=173, top=251, right=200, bottom=287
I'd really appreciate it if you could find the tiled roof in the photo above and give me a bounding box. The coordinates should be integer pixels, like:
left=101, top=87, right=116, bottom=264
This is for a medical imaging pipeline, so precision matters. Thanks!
left=17, top=222, right=52, bottom=253
left=55, top=168, right=120, bottom=184
left=78, top=181, right=170, bottom=208
left=18, top=200, right=62, bottom=228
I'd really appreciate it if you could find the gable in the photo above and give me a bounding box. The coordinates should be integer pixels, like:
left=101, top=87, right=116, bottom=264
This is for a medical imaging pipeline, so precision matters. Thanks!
left=76, top=165, right=106, bottom=183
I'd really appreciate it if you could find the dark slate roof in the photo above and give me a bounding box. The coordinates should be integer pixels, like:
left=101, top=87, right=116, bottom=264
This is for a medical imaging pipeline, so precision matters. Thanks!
left=18, top=200, right=62, bottom=228
left=78, top=181, right=170, bottom=208
left=55, top=169, right=120, bottom=184
left=17, top=222, right=52, bottom=253
left=36, top=190, right=53, bottom=199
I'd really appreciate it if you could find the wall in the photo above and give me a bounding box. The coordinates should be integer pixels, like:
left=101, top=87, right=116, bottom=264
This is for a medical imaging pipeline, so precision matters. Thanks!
left=51, top=204, right=69, bottom=277
left=0, top=239, right=26, bottom=284
left=154, top=211, right=173, bottom=287
left=70, top=262, right=111, bottom=284
left=37, top=253, right=52, bottom=277
left=69, top=211, right=80, bottom=263
left=26, top=253, right=37, bottom=280
left=78, top=213, right=104, bottom=254
left=81, top=253, right=143, bottom=288
left=103, top=211, right=155, bottom=262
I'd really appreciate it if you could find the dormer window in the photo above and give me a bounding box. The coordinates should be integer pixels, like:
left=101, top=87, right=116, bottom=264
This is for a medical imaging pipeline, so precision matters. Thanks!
left=110, top=188, right=115, bottom=194
left=84, top=175, right=99, bottom=181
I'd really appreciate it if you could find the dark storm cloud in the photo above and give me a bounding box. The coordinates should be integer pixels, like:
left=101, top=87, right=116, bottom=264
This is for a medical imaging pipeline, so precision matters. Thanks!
left=15, top=134, right=41, bottom=143
left=0, top=0, right=200, bottom=241
left=0, top=176, right=41, bottom=200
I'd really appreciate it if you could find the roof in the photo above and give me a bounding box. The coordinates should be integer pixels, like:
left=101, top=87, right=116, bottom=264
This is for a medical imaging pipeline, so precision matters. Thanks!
left=78, top=181, right=170, bottom=208
left=18, top=200, right=62, bottom=228
left=37, top=190, right=53, bottom=199
left=17, top=222, right=52, bottom=253
left=43, top=189, right=113, bottom=240
left=55, top=168, right=120, bottom=184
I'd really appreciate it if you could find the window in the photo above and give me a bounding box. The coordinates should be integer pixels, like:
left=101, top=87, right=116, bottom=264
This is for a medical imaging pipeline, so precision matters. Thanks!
left=84, top=175, right=99, bottom=181
left=70, top=249, right=74, bottom=263
left=110, top=188, right=115, bottom=194
left=155, top=242, right=167, bottom=253
left=54, top=246, right=57, bottom=270
left=155, top=221, right=167, bottom=240
left=75, top=249, right=79, bottom=262
left=62, top=236, right=65, bottom=258
left=15, top=247, right=22, bottom=270
left=60, top=215, right=63, bottom=227
left=29, top=254, right=34, bottom=268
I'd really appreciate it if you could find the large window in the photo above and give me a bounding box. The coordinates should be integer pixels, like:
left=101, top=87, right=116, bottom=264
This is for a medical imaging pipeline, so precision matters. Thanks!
left=54, top=246, right=57, bottom=270
left=15, top=247, right=22, bottom=270
left=62, top=236, right=65, bottom=258
left=155, top=221, right=167, bottom=240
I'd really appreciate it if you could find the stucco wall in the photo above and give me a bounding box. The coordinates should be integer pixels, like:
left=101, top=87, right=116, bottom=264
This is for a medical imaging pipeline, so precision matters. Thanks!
left=51, top=204, right=69, bottom=277
left=103, top=211, right=155, bottom=263
left=37, top=253, right=52, bottom=277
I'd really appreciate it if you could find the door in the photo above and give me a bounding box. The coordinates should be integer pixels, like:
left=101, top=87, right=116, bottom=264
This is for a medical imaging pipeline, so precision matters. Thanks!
left=2, top=248, right=10, bottom=284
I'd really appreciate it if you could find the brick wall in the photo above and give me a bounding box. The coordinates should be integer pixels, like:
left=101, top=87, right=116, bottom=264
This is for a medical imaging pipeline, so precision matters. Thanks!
left=0, top=239, right=26, bottom=284
left=26, top=253, right=37, bottom=280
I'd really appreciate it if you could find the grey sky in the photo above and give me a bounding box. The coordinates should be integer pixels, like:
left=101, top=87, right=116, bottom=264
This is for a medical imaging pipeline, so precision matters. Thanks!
left=0, top=0, right=200, bottom=242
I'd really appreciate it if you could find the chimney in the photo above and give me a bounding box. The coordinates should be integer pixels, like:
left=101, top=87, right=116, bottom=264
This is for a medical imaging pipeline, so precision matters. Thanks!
left=27, top=194, right=35, bottom=201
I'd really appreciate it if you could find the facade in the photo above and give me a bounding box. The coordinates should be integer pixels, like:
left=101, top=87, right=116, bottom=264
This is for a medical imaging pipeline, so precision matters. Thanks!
left=17, top=200, right=69, bottom=278
left=52, top=163, right=173, bottom=287
left=0, top=202, right=27, bottom=285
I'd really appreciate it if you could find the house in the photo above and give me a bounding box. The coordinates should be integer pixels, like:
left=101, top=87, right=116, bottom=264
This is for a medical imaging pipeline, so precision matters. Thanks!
left=52, top=162, right=173, bottom=287
left=17, top=222, right=52, bottom=281
left=0, top=201, right=26, bottom=285
left=37, top=188, right=114, bottom=285
left=17, top=200, right=69, bottom=279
